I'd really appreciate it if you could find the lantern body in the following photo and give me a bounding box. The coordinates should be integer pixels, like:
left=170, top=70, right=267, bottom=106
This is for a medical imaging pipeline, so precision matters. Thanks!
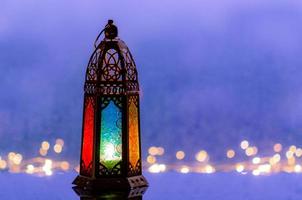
left=73, top=23, right=148, bottom=189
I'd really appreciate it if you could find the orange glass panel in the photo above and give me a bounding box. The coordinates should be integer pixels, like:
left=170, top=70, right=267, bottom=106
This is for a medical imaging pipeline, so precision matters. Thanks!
left=80, top=97, right=95, bottom=176
left=128, top=98, right=140, bottom=168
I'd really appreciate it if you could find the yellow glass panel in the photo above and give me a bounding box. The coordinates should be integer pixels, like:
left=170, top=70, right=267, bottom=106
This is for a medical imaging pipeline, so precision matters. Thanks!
left=128, top=99, right=140, bottom=168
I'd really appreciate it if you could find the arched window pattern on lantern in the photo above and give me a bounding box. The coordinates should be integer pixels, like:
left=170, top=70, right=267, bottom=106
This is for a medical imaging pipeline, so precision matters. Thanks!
left=74, top=20, right=147, bottom=189
left=101, top=49, right=122, bottom=82
left=99, top=97, right=123, bottom=175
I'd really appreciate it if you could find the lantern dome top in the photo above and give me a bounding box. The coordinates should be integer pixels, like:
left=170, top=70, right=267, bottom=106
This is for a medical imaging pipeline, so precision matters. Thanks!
left=84, top=21, right=139, bottom=96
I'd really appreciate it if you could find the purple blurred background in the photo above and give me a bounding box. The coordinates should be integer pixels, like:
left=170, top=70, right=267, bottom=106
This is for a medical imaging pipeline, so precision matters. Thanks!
left=1, top=0, right=302, bottom=161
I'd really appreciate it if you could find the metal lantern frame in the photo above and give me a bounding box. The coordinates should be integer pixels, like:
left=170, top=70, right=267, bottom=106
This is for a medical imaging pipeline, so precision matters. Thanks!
left=73, top=21, right=148, bottom=189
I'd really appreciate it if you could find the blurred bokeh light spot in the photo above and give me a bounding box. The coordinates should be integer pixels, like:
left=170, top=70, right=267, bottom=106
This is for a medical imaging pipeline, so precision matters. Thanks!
left=273, top=143, right=282, bottom=153
left=240, top=140, right=249, bottom=150
left=147, top=155, right=156, bottom=164
left=195, top=150, right=208, bottom=162
left=53, top=144, right=63, bottom=154
left=176, top=151, right=185, bottom=160
left=180, top=166, right=190, bottom=174
left=226, top=149, right=235, bottom=158
left=41, top=141, right=50, bottom=150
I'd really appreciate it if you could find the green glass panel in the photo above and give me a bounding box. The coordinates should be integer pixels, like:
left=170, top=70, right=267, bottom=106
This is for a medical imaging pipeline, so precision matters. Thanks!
left=100, top=100, right=122, bottom=170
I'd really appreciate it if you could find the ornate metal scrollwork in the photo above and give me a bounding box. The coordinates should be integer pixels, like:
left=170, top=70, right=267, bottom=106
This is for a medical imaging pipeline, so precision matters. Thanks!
left=84, top=39, right=139, bottom=96
left=80, top=160, right=93, bottom=177
left=128, top=159, right=142, bottom=176
left=101, top=49, right=122, bottom=82
left=99, top=161, right=122, bottom=176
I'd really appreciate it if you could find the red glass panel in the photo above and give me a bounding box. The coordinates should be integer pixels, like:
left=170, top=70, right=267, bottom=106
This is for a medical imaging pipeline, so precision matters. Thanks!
left=80, top=97, right=95, bottom=176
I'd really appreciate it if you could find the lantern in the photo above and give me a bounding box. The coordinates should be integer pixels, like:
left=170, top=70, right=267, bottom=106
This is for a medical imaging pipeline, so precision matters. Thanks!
left=73, top=20, right=148, bottom=189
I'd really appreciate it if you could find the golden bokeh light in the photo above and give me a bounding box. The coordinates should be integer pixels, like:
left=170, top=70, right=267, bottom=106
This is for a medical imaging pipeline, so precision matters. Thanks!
left=147, top=155, right=157, bottom=164
left=226, top=149, right=235, bottom=158
left=295, top=148, right=302, bottom=157
left=258, top=164, right=271, bottom=173
left=53, top=144, right=63, bottom=154
left=43, top=159, right=53, bottom=176
left=3, top=139, right=302, bottom=176
left=41, top=141, right=50, bottom=150
left=286, top=151, right=294, bottom=159
left=60, top=161, right=70, bottom=171
left=273, top=143, right=282, bottom=153
left=195, top=150, right=208, bottom=162
left=39, top=148, right=48, bottom=156
left=294, top=164, right=302, bottom=173
left=45, top=159, right=52, bottom=166
left=289, top=145, right=297, bottom=153
left=252, top=147, right=258, bottom=155
left=148, top=163, right=165, bottom=173
left=252, top=169, right=260, bottom=176
left=176, top=151, right=185, bottom=160
left=245, top=147, right=254, bottom=156
left=269, top=153, right=281, bottom=165
left=180, top=166, right=190, bottom=173
left=55, top=138, right=64, bottom=146
left=26, top=164, right=35, bottom=174
left=159, top=164, right=166, bottom=172
left=157, top=147, right=165, bottom=156
left=240, top=140, right=249, bottom=150
left=288, top=157, right=296, bottom=166
left=148, top=146, right=158, bottom=156
left=148, top=164, right=160, bottom=173
left=252, top=157, right=261, bottom=164
left=205, top=165, right=215, bottom=173
left=8, top=152, right=16, bottom=161
left=236, top=164, right=245, bottom=173
left=12, top=154, right=23, bottom=165
left=0, top=160, right=7, bottom=169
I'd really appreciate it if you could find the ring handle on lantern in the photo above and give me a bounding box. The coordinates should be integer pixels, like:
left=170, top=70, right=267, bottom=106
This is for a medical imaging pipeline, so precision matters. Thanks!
left=94, top=19, right=118, bottom=48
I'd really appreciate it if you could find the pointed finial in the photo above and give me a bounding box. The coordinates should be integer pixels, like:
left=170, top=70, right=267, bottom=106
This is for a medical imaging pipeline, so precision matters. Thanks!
left=104, top=19, right=118, bottom=39
left=94, top=20, right=118, bottom=48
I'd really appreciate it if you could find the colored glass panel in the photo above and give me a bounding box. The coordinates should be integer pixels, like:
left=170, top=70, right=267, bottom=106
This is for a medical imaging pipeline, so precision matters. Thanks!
left=100, top=101, right=122, bottom=170
left=80, top=97, right=95, bottom=176
left=128, top=99, right=140, bottom=168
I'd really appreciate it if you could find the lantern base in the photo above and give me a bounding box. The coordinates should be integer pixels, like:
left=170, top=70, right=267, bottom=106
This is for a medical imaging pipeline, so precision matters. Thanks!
left=73, top=185, right=147, bottom=199
left=72, top=175, right=148, bottom=190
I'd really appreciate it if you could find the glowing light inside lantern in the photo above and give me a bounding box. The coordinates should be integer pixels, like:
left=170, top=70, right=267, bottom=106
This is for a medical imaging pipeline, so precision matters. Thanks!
left=103, top=143, right=117, bottom=160
left=100, top=101, right=122, bottom=170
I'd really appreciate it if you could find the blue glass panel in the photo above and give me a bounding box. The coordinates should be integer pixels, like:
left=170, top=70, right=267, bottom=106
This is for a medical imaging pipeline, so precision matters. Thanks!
left=100, top=101, right=122, bottom=170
